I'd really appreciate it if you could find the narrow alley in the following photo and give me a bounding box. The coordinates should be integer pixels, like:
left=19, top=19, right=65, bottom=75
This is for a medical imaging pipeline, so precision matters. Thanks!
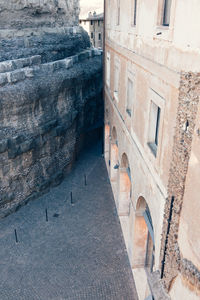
left=0, top=142, right=138, bottom=300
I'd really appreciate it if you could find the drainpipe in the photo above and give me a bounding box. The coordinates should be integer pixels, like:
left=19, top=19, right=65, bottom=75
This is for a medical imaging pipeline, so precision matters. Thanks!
left=161, top=196, right=175, bottom=279
left=102, top=0, right=106, bottom=156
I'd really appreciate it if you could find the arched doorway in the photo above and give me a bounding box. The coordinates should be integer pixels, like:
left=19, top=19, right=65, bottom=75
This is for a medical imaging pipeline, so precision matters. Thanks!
left=110, top=127, right=119, bottom=200
left=132, top=197, right=155, bottom=272
left=118, top=153, right=131, bottom=216
left=104, top=124, right=110, bottom=169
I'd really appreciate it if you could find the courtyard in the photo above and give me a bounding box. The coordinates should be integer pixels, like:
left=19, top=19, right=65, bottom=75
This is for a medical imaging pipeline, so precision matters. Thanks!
left=0, top=143, right=138, bottom=300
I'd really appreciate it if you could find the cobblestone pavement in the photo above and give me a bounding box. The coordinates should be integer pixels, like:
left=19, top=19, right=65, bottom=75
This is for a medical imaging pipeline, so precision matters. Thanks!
left=0, top=143, right=138, bottom=300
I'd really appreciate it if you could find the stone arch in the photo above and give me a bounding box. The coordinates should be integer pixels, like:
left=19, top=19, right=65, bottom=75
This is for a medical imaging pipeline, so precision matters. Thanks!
left=110, top=126, right=119, bottom=200
left=104, top=124, right=110, bottom=167
left=132, top=196, right=155, bottom=272
left=118, top=153, right=132, bottom=216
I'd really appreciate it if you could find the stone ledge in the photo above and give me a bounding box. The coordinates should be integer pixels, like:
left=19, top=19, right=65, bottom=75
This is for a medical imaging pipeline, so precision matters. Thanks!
left=0, top=55, right=41, bottom=74
left=0, top=49, right=102, bottom=87
left=0, top=26, right=82, bottom=39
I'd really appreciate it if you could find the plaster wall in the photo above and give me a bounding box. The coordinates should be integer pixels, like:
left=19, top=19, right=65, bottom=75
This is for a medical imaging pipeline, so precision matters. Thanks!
left=170, top=274, right=200, bottom=300
left=105, top=44, right=179, bottom=189
left=106, top=0, right=200, bottom=72
left=105, top=93, right=166, bottom=272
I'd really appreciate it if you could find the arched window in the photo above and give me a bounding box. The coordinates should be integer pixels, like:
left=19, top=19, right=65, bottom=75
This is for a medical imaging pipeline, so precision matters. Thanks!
left=118, top=153, right=132, bottom=216
left=132, top=197, right=155, bottom=272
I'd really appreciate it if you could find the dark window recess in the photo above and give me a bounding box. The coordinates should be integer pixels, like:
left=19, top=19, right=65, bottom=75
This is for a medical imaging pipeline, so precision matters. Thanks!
left=117, top=0, right=120, bottom=25
left=185, top=120, right=189, bottom=132
left=134, top=0, right=137, bottom=26
left=98, top=20, right=100, bottom=26
left=155, top=107, right=161, bottom=146
left=91, top=20, right=93, bottom=25
left=99, top=33, right=101, bottom=40
left=91, top=32, right=94, bottom=39
left=163, top=0, right=172, bottom=26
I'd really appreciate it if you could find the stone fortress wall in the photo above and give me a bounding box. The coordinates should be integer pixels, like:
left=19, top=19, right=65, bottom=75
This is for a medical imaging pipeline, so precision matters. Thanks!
left=0, top=0, right=103, bottom=217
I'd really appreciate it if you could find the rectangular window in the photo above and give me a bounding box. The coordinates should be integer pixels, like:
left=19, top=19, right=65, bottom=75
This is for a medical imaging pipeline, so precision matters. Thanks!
left=148, top=102, right=161, bottom=156
left=98, top=33, right=101, bottom=40
left=133, top=0, right=137, bottom=26
left=91, top=32, right=94, bottom=39
left=163, top=0, right=172, bottom=26
left=98, top=20, right=101, bottom=26
left=126, top=78, right=134, bottom=116
left=91, top=20, right=93, bottom=25
left=106, top=52, right=111, bottom=87
left=114, top=60, right=120, bottom=100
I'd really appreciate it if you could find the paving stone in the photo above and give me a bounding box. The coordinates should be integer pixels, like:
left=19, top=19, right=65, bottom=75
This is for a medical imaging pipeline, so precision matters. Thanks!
left=0, top=143, right=138, bottom=300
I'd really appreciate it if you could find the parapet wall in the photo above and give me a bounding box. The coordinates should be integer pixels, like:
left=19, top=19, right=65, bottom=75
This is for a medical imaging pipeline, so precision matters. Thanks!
left=0, top=47, right=103, bottom=218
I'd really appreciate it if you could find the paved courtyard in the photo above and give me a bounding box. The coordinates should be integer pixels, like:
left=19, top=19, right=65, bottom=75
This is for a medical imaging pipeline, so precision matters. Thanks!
left=0, top=142, right=138, bottom=300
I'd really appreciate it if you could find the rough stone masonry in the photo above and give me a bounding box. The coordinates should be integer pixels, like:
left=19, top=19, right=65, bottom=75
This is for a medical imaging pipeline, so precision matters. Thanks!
left=0, top=0, right=103, bottom=218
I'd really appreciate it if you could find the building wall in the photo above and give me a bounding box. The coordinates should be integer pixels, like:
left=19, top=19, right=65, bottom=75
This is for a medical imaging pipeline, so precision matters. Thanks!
left=89, top=19, right=104, bottom=48
left=105, top=0, right=200, bottom=299
left=80, top=17, right=104, bottom=49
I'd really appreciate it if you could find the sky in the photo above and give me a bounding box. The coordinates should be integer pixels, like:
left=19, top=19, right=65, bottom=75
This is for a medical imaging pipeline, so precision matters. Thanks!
left=80, top=0, right=104, bottom=18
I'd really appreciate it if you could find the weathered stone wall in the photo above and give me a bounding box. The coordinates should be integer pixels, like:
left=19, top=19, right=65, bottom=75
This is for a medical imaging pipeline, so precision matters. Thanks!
left=0, top=27, right=90, bottom=63
left=0, top=0, right=103, bottom=218
left=0, top=0, right=79, bottom=30
left=160, top=72, right=200, bottom=293
left=0, top=49, right=103, bottom=218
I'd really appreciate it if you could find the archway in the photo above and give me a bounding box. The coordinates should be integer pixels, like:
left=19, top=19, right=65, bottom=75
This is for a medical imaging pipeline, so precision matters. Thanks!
left=110, top=127, right=119, bottom=200
left=118, top=153, right=131, bottom=216
left=132, top=197, right=155, bottom=272
left=104, top=124, right=110, bottom=168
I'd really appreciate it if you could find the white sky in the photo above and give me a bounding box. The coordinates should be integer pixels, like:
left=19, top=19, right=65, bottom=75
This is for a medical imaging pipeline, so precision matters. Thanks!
left=80, top=0, right=104, bottom=18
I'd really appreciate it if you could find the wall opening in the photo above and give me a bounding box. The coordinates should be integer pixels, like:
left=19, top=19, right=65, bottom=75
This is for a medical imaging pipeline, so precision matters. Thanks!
left=132, top=197, right=155, bottom=271
left=118, top=153, right=131, bottom=216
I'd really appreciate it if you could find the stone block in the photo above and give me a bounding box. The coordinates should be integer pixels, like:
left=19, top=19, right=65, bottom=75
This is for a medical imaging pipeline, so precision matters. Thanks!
left=78, top=51, right=90, bottom=62
left=93, top=49, right=103, bottom=56
left=0, top=61, right=13, bottom=73
left=53, top=60, right=67, bottom=71
left=71, top=55, right=78, bottom=64
left=64, top=58, right=73, bottom=69
left=41, top=63, right=54, bottom=73
left=12, top=58, right=29, bottom=70
left=0, top=73, right=8, bottom=86
left=30, top=55, right=41, bottom=66
left=25, top=68, right=34, bottom=78
left=7, top=69, right=26, bottom=83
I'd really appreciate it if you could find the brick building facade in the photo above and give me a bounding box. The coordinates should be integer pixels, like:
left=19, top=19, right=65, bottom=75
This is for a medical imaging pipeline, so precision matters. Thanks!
left=104, top=0, right=200, bottom=299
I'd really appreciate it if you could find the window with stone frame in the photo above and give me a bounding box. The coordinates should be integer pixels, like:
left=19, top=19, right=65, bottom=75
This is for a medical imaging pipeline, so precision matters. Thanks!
left=132, top=0, right=137, bottom=26
left=163, top=0, right=172, bottom=26
left=126, top=78, right=134, bottom=116
left=148, top=101, right=161, bottom=156
left=116, top=0, right=120, bottom=25
left=106, top=52, right=111, bottom=87
left=114, top=58, right=120, bottom=101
